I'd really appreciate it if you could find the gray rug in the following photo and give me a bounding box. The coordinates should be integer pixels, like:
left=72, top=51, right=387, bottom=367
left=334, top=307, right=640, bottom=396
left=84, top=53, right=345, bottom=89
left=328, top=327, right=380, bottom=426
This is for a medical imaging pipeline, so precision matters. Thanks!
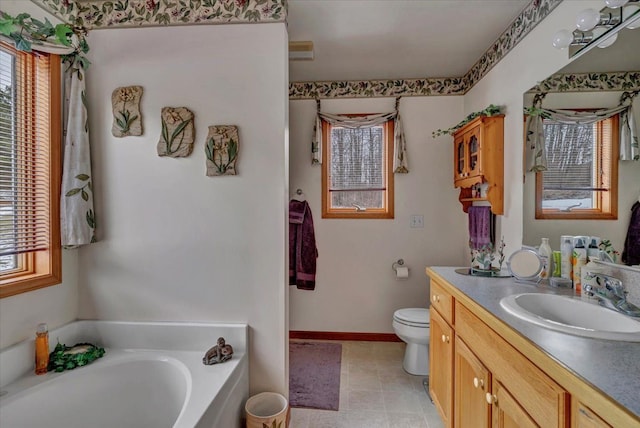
left=289, top=342, right=342, bottom=411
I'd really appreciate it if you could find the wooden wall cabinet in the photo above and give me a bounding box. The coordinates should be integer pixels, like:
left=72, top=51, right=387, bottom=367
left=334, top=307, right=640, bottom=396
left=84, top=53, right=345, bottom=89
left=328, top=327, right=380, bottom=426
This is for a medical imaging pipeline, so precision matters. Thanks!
left=452, top=115, right=504, bottom=215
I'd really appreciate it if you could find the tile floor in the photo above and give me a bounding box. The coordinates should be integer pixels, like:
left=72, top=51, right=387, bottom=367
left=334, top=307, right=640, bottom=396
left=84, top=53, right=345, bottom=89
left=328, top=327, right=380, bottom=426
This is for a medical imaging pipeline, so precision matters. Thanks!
left=289, top=340, right=445, bottom=428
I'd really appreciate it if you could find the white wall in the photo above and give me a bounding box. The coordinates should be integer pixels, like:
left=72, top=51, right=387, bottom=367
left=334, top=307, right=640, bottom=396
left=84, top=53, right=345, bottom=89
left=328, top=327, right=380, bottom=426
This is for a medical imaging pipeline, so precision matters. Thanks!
left=77, top=23, right=289, bottom=394
left=0, top=1, right=79, bottom=350
left=522, top=92, right=640, bottom=251
left=289, top=96, right=467, bottom=333
left=463, top=0, right=603, bottom=256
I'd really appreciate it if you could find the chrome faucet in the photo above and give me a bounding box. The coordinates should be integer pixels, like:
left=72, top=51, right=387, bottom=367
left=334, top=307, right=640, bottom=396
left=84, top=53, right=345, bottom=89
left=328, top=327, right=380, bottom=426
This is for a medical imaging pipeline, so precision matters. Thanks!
left=583, top=273, right=640, bottom=318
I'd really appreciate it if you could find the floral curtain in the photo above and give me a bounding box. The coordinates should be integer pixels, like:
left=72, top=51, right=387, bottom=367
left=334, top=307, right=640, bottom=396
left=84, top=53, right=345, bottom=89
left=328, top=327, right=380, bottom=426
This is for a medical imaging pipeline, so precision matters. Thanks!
left=525, top=95, right=638, bottom=171
left=311, top=98, right=409, bottom=173
left=60, top=60, right=96, bottom=247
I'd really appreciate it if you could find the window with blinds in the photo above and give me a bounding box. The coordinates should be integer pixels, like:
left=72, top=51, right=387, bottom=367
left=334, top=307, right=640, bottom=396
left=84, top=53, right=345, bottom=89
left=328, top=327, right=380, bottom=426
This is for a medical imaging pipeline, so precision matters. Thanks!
left=535, top=115, right=618, bottom=219
left=321, top=118, right=394, bottom=219
left=0, top=42, right=61, bottom=298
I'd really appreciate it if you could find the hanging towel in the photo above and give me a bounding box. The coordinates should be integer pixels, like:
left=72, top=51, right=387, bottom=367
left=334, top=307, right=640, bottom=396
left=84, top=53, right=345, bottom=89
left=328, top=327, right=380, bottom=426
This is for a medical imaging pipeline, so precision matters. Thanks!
left=468, top=206, right=493, bottom=250
left=289, top=200, right=318, bottom=290
left=622, top=201, right=640, bottom=266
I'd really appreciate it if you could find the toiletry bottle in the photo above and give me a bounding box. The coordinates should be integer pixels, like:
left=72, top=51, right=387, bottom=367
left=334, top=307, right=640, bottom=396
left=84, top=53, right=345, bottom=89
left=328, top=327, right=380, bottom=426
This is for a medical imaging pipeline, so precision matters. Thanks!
left=538, top=238, right=552, bottom=283
left=35, top=323, right=49, bottom=375
left=587, top=236, right=601, bottom=260
left=560, top=235, right=573, bottom=281
left=572, top=236, right=587, bottom=294
left=552, top=251, right=562, bottom=277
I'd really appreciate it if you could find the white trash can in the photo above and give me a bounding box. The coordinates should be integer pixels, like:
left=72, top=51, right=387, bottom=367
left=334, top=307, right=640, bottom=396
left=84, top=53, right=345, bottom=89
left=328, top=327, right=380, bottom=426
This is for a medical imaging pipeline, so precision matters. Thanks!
left=245, top=392, right=289, bottom=428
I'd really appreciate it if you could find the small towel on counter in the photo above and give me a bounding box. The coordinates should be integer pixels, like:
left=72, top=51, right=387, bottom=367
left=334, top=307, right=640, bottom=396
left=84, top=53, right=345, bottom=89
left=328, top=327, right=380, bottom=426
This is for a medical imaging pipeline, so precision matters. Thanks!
left=468, top=206, right=494, bottom=250
left=289, top=200, right=318, bottom=290
left=622, top=201, right=640, bottom=266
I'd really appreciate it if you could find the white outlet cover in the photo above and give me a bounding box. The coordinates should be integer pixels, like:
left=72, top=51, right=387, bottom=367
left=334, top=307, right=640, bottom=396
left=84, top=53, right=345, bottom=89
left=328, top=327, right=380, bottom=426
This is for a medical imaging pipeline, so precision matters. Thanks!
left=410, top=215, right=424, bottom=228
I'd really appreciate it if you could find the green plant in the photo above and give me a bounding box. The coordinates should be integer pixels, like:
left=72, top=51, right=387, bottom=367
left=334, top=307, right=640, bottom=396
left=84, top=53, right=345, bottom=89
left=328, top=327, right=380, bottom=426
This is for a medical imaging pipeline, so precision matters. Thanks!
left=432, top=104, right=502, bottom=138
left=161, top=116, right=191, bottom=155
left=48, top=342, right=105, bottom=372
left=0, top=11, right=90, bottom=70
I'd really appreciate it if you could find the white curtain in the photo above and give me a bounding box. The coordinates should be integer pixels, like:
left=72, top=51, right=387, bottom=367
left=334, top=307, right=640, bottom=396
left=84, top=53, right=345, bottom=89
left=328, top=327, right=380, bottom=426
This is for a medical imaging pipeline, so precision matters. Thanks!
left=525, top=103, right=637, bottom=172
left=60, top=63, right=96, bottom=247
left=311, top=101, right=409, bottom=173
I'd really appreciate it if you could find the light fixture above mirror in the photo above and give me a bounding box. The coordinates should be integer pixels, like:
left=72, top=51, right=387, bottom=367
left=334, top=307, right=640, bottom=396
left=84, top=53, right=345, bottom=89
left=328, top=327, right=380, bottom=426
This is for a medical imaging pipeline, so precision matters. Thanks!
left=552, top=0, right=640, bottom=57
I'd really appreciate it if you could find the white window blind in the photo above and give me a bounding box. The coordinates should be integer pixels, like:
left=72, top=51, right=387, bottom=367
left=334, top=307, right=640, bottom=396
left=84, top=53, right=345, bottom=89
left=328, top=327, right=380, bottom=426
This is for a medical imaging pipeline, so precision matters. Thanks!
left=329, top=125, right=385, bottom=209
left=0, top=47, right=53, bottom=266
left=541, top=118, right=612, bottom=210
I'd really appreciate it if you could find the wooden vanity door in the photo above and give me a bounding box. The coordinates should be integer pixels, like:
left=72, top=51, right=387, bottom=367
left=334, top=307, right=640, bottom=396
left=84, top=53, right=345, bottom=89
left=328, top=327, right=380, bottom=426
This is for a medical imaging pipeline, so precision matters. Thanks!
left=430, top=308, right=453, bottom=428
left=491, top=380, right=538, bottom=428
left=454, top=336, right=490, bottom=428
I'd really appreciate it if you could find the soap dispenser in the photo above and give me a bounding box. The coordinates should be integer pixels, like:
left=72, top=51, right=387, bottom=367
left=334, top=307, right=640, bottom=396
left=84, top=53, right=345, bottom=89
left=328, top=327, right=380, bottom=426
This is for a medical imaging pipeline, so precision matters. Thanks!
left=35, top=323, right=49, bottom=375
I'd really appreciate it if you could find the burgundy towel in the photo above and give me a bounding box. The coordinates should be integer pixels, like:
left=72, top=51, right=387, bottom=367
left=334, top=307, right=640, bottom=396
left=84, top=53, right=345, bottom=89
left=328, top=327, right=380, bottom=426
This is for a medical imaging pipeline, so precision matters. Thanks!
left=289, top=200, right=318, bottom=290
left=622, top=201, right=640, bottom=266
left=469, top=206, right=492, bottom=250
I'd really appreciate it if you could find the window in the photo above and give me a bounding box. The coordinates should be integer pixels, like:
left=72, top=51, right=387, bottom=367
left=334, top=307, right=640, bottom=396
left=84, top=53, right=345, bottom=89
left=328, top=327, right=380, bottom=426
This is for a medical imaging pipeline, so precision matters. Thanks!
left=535, top=115, right=618, bottom=219
left=321, top=118, right=394, bottom=219
left=0, top=43, right=62, bottom=298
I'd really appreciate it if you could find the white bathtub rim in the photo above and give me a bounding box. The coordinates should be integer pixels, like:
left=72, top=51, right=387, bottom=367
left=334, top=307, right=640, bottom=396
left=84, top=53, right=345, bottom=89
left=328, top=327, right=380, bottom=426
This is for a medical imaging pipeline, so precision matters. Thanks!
left=0, top=319, right=248, bottom=388
left=0, top=320, right=249, bottom=428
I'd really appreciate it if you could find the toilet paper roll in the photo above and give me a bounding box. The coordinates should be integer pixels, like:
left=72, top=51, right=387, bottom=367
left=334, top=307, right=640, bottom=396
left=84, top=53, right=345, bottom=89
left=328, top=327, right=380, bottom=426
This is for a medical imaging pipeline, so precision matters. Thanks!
left=395, top=266, right=409, bottom=279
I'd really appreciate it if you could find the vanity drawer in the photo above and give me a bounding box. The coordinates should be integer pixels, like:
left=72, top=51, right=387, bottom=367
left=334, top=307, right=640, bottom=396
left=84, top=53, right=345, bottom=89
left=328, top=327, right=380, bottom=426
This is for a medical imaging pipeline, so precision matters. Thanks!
left=430, top=277, right=454, bottom=324
left=455, top=302, right=569, bottom=428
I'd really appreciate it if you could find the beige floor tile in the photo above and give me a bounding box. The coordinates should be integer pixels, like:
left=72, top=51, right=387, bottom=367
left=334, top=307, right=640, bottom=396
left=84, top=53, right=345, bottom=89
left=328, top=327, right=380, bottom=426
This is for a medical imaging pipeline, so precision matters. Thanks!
left=289, top=407, right=311, bottom=428
left=342, top=410, right=389, bottom=428
left=349, top=369, right=382, bottom=390
left=386, top=412, right=429, bottom=428
left=383, top=389, right=426, bottom=414
left=347, top=389, right=384, bottom=411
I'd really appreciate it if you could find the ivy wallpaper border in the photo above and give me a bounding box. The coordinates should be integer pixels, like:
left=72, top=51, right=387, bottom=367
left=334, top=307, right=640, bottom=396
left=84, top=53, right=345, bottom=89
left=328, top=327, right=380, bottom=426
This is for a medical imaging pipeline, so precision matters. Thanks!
left=289, top=77, right=466, bottom=100
left=531, top=71, right=640, bottom=93
left=32, top=0, right=287, bottom=28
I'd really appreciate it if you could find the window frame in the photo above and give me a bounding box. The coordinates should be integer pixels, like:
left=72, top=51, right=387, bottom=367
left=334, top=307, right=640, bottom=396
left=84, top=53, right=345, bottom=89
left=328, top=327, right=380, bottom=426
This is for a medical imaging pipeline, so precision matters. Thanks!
left=534, top=114, right=619, bottom=220
left=0, top=43, right=62, bottom=298
left=321, top=117, right=394, bottom=219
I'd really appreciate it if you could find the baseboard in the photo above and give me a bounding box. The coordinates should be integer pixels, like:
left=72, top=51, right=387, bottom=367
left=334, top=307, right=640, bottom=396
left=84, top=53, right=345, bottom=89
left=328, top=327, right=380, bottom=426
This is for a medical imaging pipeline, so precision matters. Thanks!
left=289, top=330, right=402, bottom=342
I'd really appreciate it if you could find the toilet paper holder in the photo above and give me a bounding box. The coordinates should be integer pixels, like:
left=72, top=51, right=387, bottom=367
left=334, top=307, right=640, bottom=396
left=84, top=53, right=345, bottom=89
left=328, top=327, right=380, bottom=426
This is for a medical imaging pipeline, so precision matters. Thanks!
left=392, top=259, right=405, bottom=272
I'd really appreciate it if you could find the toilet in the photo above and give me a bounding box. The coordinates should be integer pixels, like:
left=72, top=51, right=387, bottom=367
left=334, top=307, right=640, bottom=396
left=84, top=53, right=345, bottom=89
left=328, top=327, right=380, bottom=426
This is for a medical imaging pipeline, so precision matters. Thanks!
left=392, top=308, right=430, bottom=376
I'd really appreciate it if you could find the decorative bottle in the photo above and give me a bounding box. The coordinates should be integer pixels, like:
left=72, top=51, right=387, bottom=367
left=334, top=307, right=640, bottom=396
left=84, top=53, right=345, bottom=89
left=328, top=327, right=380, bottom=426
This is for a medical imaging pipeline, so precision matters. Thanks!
left=560, top=235, right=573, bottom=281
left=572, top=236, right=588, bottom=294
left=35, top=323, right=49, bottom=375
left=538, top=238, right=552, bottom=283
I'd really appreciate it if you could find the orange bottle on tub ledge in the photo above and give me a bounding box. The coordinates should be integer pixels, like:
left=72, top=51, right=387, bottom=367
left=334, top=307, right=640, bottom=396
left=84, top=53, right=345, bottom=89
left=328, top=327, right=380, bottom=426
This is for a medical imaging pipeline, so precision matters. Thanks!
left=35, top=323, right=49, bottom=375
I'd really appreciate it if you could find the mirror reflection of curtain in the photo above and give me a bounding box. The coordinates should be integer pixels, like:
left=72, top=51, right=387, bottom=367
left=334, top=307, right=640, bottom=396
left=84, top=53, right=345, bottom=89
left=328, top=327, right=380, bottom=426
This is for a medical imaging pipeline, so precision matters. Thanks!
left=525, top=100, right=638, bottom=172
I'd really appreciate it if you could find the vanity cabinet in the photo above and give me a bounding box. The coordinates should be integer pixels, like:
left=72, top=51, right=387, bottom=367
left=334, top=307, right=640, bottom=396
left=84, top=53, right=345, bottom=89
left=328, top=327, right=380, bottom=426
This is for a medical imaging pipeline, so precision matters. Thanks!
left=451, top=115, right=504, bottom=215
left=426, top=268, right=639, bottom=428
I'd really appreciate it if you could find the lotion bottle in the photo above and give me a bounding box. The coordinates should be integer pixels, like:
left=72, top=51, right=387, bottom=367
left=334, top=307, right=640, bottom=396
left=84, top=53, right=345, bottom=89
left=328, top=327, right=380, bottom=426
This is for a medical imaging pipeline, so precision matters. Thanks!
left=538, top=238, right=552, bottom=283
left=560, top=235, right=573, bottom=281
left=35, top=323, right=49, bottom=375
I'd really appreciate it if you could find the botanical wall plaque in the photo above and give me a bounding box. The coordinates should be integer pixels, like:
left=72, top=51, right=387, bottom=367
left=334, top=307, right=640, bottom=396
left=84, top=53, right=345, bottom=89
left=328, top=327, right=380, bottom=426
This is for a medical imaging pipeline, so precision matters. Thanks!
left=111, top=86, right=143, bottom=137
left=205, top=125, right=239, bottom=176
left=157, top=107, right=195, bottom=158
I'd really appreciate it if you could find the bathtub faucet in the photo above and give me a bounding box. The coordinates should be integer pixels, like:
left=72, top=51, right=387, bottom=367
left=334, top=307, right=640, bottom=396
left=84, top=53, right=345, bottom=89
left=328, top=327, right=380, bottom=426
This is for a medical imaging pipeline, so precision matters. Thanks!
left=202, top=337, right=234, bottom=365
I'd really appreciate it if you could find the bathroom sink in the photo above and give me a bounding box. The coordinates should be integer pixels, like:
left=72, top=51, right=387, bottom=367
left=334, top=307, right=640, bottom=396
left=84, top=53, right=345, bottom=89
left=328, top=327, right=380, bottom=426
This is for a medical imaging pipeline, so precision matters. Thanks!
left=500, top=293, right=640, bottom=342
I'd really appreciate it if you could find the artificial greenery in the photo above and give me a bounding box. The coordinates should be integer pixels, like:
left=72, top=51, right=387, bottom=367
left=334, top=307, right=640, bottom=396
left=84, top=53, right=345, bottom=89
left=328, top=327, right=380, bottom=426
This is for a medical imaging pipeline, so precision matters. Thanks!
left=0, top=11, right=90, bottom=70
left=432, top=104, right=502, bottom=138
left=48, top=342, right=105, bottom=372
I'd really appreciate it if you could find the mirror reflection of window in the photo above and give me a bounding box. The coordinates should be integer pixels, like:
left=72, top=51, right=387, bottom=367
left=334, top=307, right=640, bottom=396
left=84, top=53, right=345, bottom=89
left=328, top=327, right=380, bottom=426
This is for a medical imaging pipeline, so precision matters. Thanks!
left=535, top=115, right=618, bottom=219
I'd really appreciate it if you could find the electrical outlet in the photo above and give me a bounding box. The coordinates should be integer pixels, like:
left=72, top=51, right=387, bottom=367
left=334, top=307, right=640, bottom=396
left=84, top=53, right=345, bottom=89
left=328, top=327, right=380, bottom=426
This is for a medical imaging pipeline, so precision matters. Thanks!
left=410, top=215, right=424, bottom=228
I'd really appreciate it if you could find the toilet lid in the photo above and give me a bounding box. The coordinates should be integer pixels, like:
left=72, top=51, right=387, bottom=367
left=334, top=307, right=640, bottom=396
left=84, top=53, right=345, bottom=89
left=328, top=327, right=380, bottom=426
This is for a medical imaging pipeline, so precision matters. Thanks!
left=394, top=308, right=429, bottom=326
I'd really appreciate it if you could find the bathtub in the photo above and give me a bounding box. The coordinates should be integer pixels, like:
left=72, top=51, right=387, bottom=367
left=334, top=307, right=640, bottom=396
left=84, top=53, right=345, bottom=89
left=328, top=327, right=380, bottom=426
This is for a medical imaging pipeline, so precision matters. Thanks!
left=0, top=321, right=248, bottom=428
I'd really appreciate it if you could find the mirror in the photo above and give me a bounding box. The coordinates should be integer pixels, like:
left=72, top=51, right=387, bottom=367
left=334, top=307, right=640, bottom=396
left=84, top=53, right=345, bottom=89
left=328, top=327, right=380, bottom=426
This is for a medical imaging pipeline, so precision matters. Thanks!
left=522, top=27, right=640, bottom=259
